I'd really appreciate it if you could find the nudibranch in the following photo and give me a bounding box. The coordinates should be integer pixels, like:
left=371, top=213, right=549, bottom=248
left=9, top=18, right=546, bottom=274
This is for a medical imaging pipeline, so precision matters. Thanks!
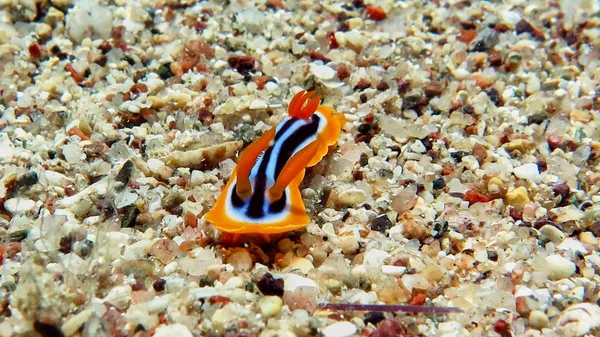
left=205, top=90, right=345, bottom=234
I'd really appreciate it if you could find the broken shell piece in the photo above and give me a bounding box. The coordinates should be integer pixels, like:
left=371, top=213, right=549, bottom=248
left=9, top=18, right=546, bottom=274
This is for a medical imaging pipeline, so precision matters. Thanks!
left=329, top=185, right=368, bottom=207
left=165, top=140, right=243, bottom=169
left=558, top=303, right=600, bottom=336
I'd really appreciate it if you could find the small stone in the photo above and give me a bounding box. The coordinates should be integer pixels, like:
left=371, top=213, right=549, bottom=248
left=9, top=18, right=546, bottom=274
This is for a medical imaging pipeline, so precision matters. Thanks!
left=463, top=189, right=490, bottom=205
left=311, top=64, right=335, bottom=80
left=337, top=64, right=350, bottom=80
left=340, top=236, right=359, bottom=254
left=513, top=163, right=540, bottom=181
left=487, top=177, right=506, bottom=198
left=371, top=214, right=393, bottom=233
left=153, top=278, right=166, bottom=292
left=61, top=309, right=92, bottom=336
left=16, top=172, right=38, bottom=189
left=249, top=99, right=268, bottom=110
left=529, top=113, right=547, bottom=124
left=4, top=198, right=36, bottom=214
left=228, top=54, right=257, bottom=74
left=283, top=286, right=318, bottom=312
left=325, top=279, right=342, bottom=294
left=257, top=273, right=284, bottom=296
left=544, top=254, right=576, bottom=280
left=391, top=185, right=418, bottom=214
left=227, top=249, right=253, bottom=272
left=410, top=140, right=426, bottom=153
left=116, top=160, right=134, bottom=186
left=147, top=158, right=165, bottom=173
left=400, top=215, right=429, bottom=241
left=364, top=312, right=385, bottom=326
left=381, top=265, right=406, bottom=276
left=401, top=274, right=430, bottom=292
left=284, top=257, right=314, bottom=274
left=589, top=221, right=600, bottom=237
left=570, top=110, right=591, bottom=123
left=432, top=178, right=445, bottom=190
left=154, top=323, right=193, bottom=337
left=372, top=318, right=407, bottom=337
left=423, top=81, right=443, bottom=98
left=259, top=296, right=283, bottom=318
left=335, top=187, right=368, bottom=207
left=121, top=205, right=139, bottom=228
left=103, top=285, right=131, bottom=310
left=552, top=183, right=570, bottom=201
left=558, top=303, right=600, bottom=336
left=504, top=139, right=532, bottom=152
left=321, top=321, right=357, bottom=337
left=526, top=74, right=541, bottom=95
left=529, top=310, right=549, bottom=329
left=557, top=238, right=588, bottom=254
left=62, top=143, right=85, bottom=163
left=579, top=231, right=598, bottom=246
left=504, top=186, right=530, bottom=208
left=151, top=239, right=179, bottom=264
left=470, top=28, right=499, bottom=52
left=421, top=264, right=445, bottom=282
left=539, top=225, right=566, bottom=244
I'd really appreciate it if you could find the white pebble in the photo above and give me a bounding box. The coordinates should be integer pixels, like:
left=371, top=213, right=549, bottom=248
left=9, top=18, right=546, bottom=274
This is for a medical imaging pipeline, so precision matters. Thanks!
left=544, top=254, right=576, bottom=280
left=335, top=187, right=367, bottom=207
left=311, top=64, right=335, bottom=80
left=410, top=140, right=426, bottom=153
left=61, top=309, right=92, bottom=336
left=500, top=10, right=522, bottom=25
left=249, top=99, right=268, bottom=110
left=526, top=74, right=541, bottom=95
left=282, top=274, right=318, bottom=292
left=123, top=239, right=152, bottom=260
left=63, top=143, right=85, bottom=163
left=103, top=285, right=132, bottom=310
left=147, top=158, right=165, bottom=173
left=45, top=170, right=72, bottom=186
left=401, top=274, right=430, bottom=292
left=557, top=238, right=588, bottom=254
left=513, top=163, right=540, bottom=182
left=381, top=265, right=407, bottom=276
left=154, top=323, right=193, bottom=337
left=66, top=0, right=113, bottom=42
left=539, top=225, right=566, bottom=244
left=190, top=170, right=206, bottom=185
left=321, top=321, right=357, bottom=337
left=115, top=191, right=138, bottom=208
left=4, top=198, right=36, bottom=214
left=265, top=81, right=279, bottom=93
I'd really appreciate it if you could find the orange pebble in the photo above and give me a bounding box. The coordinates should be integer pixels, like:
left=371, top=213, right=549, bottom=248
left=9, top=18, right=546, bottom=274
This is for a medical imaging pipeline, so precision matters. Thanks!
left=365, top=6, right=386, bottom=21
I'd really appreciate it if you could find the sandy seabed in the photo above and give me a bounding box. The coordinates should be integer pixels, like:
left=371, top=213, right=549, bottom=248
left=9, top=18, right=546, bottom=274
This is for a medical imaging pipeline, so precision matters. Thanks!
left=1, top=0, right=600, bottom=336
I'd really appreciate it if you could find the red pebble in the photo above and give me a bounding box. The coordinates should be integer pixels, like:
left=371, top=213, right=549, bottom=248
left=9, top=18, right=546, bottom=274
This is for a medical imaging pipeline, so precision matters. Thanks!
left=28, top=43, right=42, bottom=58
left=494, top=319, right=512, bottom=337
left=457, top=29, right=477, bottom=44
left=328, top=32, right=339, bottom=49
left=209, top=295, right=231, bottom=306
left=463, top=189, right=490, bottom=205
left=408, top=292, right=426, bottom=306
left=547, top=133, right=564, bottom=151
left=254, top=76, right=268, bottom=89
left=365, top=6, right=387, bottom=21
